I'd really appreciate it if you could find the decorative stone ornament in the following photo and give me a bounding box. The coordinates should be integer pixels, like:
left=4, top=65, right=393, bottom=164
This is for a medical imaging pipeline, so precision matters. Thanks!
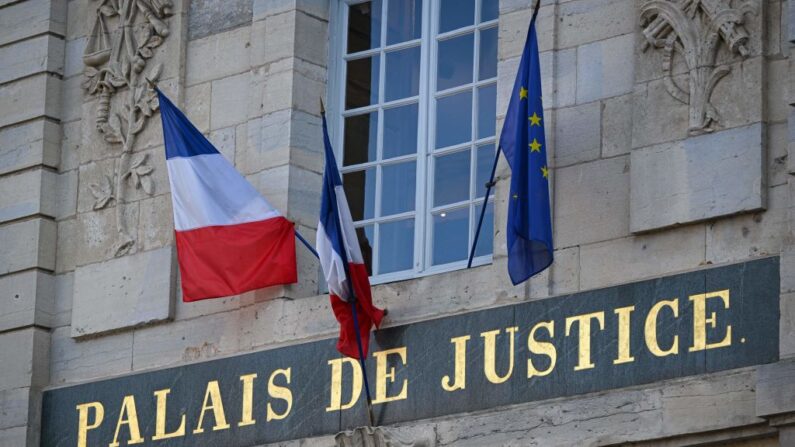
left=82, top=0, right=173, bottom=256
left=640, top=0, right=757, bottom=135
left=335, top=427, right=435, bottom=447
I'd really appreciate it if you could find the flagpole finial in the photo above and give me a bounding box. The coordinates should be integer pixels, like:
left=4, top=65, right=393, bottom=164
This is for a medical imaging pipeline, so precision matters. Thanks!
left=319, top=98, right=326, bottom=116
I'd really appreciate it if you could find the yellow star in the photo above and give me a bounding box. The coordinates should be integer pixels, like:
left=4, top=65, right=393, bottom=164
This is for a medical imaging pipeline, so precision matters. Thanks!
left=528, top=112, right=542, bottom=126
left=519, top=87, right=528, bottom=100
left=529, top=139, right=542, bottom=152
left=541, top=166, right=549, bottom=178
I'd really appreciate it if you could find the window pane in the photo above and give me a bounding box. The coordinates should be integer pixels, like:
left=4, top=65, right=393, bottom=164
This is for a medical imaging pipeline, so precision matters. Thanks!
left=383, top=103, right=418, bottom=159
left=434, top=150, right=470, bottom=206
left=473, top=202, right=493, bottom=258
left=379, top=219, right=414, bottom=273
left=439, top=0, right=474, bottom=33
left=348, top=1, right=382, bottom=53
left=478, top=27, right=497, bottom=80
left=346, top=56, right=380, bottom=109
left=481, top=0, right=498, bottom=22
left=477, top=84, right=496, bottom=139
left=476, top=144, right=495, bottom=198
left=356, top=225, right=375, bottom=275
left=344, top=112, right=378, bottom=166
left=343, top=168, right=376, bottom=221
left=437, top=33, right=473, bottom=91
left=387, top=0, right=422, bottom=45
left=436, top=90, right=472, bottom=148
left=381, top=161, right=416, bottom=216
left=385, top=46, right=421, bottom=101
left=432, top=207, right=469, bottom=265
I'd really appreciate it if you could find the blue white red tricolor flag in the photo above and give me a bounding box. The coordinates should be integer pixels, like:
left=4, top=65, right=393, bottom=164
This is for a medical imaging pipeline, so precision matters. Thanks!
left=317, top=111, right=384, bottom=359
left=157, top=89, right=297, bottom=302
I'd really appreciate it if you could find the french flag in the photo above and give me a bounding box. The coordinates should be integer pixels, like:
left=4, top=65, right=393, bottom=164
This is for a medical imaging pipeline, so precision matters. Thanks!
left=317, top=111, right=384, bottom=359
left=157, top=90, right=297, bottom=302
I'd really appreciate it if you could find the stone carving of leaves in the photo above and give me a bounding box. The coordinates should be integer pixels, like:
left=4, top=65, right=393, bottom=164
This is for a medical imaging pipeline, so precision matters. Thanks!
left=123, top=153, right=155, bottom=195
left=89, top=175, right=114, bottom=210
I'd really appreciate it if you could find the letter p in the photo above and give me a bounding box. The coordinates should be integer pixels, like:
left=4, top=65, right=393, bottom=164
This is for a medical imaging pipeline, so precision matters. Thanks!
left=76, top=402, right=104, bottom=447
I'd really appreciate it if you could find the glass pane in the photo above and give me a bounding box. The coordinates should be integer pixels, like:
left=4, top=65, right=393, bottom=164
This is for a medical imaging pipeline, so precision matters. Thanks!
left=434, top=150, right=470, bottom=206
left=473, top=202, right=494, bottom=258
left=476, top=144, right=495, bottom=198
left=478, top=27, right=497, bottom=80
left=383, top=103, right=418, bottom=159
left=346, top=56, right=380, bottom=109
left=439, top=0, right=475, bottom=33
left=378, top=219, right=414, bottom=274
left=356, top=225, right=375, bottom=276
left=477, top=84, right=496, bottom=139
left=385, top=46, right=421, bottom=101
left=481, top=0, right=498, bottom=22
left=381, top=161, right=416, bottom=216
left=348, top=0, right=382, bottom=53
left=437, top=33, right=474, bottom=91
left=432, top=207, right=469, bottom=265
left=387, top=0, right=422, bottom=44
left=343, top=168, right=376, bottom=221
left=436, top=90, right=472, bottom=148
left=344, top=112, right=378, bottom=166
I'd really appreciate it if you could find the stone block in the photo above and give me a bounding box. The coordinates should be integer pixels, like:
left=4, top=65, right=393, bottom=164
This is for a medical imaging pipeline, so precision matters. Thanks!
left=0, top=0, right=67, bottom=46
left=287, top=110, right=324, bottom=173
left=66, top=0, right=90, bottom=41
left=555, top=156, right=630, bottom=247
left=210, top=71, right=252, bottom=130
left=498, top=4, right=555, bottom=60
left=579, top=224, right=705, bottom=290
left=185, top=26, right=251, bottom=86
left=137, top=194, right=174, bottom=252
left=0, top=387, right=33, bottom=430
left=58, top=120, right=79, bottom=172
left=768, top=59, right=789, bottom=123
left=0, top=270, right=54, bottom=333
left=782, top=293, right=795, bottom=358
left=253, top=0, right=330, bottom=22
left=0, top=168, right=57, bottom=223
left=292, top=9, right=328, bottom=67
left=0, top=427, right=26, bottom=447
left=239, top=110, right=293, bottom=174
left=631, top=76, right=691, bottom=148
left=553, top=48, right=577, bottom=109
left=52, top=272, right=73, bottom=328
left=184, top=82, right=211, bottom=133
left=576, top=33, right=635, bottom=104
left=554, top=101, right=601, bottom=167
left=55, top=218, right=76, bottom=273
left=630, top=123, right=765, bottom=233
left=0, top=119, right=60, bottom=175
left=59, top=74, right=84, bottom=123
left=188, top=0, right=252, bottom=41
left=0, top=218, right=56, bottom=274
left=0, top=328, right=50, bottom=390
left=50, top=326, right=133, bottom=385
left=766, top=0, right=783, bottom=57
left=0, top=34, right=64, bottom=84
left=768, top=122, right=788, bottom=188
left=62, top=36, right=86, bottom=79
left=55, top=169, right=78, bottom=220
left=0, top=74, right=62, bottom=129
left=71, top=246, right=176, bottom=337
left=602, top=93, right=633, bottom=157
left=550, top=245, right=579, bottom=295
left=74, top=205, right=139, bottom=267
left=558, top=0, right=636, bottom=49
left=756, top=357, right=795, bottom=416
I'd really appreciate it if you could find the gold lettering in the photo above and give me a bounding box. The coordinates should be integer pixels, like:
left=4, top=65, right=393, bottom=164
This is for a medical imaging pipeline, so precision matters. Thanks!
left=193, top=380, right=231, bottom=434
left=565, top=312, right=605, bottom=371
left=645, top=299, right=679, bottom=357
left=152, top=389, right=186, bottom=440
left=76, top=402, right=104, bottom=447
left=109, top=395, right=144, bottom=447
left=326, top=358, right=362, bottom=411
left=372, top=347, right=408, bottom=404
left=614, top=306, right=636, bottom=365
left=267, top=368, right=293, bottom=421
left=238, top=374, right=257, bottom=427
left=441, top=335, right=470, bottom=391
left=689, top=289, right=732, bottom=352
left=527, top=320, right=556, bottom=378
left=481, top=327, right=518, bottom=384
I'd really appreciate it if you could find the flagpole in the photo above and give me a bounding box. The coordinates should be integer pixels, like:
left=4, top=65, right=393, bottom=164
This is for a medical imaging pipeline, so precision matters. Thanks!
left=294, top=231, right=319, bottom=259
left=467, top=146, right=501, bottom=268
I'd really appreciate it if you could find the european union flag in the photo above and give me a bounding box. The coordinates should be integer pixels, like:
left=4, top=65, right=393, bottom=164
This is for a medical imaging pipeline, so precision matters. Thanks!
left=500, top=6, right=553, bottom=285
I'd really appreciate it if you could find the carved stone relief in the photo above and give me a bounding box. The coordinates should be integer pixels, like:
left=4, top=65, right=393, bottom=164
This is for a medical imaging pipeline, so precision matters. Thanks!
left=82, top=0, right=173, bottom=256
left=640, top=0, right=757, bottom=135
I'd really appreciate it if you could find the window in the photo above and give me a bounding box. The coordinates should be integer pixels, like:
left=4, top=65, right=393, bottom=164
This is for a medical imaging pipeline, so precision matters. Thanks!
left=331, top=0, right=498, bottom=283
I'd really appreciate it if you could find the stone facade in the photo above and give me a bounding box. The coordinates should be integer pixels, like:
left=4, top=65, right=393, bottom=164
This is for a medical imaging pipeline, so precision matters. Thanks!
left=1, top=0, right=794, bottom=446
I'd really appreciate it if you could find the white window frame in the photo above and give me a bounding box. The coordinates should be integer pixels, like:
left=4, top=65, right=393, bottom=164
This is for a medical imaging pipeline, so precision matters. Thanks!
left=328, top=0, right=495, bottom=285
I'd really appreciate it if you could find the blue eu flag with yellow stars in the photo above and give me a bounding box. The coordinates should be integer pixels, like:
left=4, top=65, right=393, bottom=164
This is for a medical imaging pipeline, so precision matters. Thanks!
left=500, top=5, right=553, bottom=285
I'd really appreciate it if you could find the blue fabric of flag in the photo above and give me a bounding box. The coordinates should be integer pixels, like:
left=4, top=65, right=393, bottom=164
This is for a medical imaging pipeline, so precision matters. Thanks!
left=158, top=90, right=219, bottom=160
left=319, top=115, right=347, bottom=267
left=499, top=10, right=554, bottom=285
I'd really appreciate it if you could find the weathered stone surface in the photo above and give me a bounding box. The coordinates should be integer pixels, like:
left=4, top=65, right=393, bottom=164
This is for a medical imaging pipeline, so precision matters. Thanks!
left=768, top=59, right=789, bottom=123
left=0, top=387, right=33, bottom=430
left=62, top=37, right=86, bottom=79
left=137, top=194, right=174, bottom=252
left=0, top=0, right=66, bottom=46
left=0, top=270, right=54, bottom=333
left=74, top=205, right=139, bottom=267
left=769, top=122, right=789, bottom=188
left=553, top=101, right=601, bottom=167
left=576, top=33, right=634, bottom=104
left=211, top=72, right=252, bottom=130
left=558, top=0, right=636, bottom=49
left=782, top=293, right=795, bottom=358
left=631, top=76, right=691, bottom=148
left=52, top=272, right=73, bottom=328
left=554, top=156, right=630, bottom=248
left=0, top=168, right=57, bottom=223
left=189, top=0, right=252, bottom=41
left=757, top=357, right=795, bottom=417
left=630, top=123, right=765, bottom=233
left=498, top=4, right=555, bottom=58
left=602, top=93, right=633, bottom=157
left=71, top=246, right=175, bottom=337
left=253, top=0, right=329, bottom=22
left=0, top=34, right=64, bottom=84
left=240, top=109, right=323, bottom=175
left=55, top=169, right=77, bottom=220
left=0, top=218, right=56, bottom=274
left=0, top=119, right=60, bottom=176
left=186, top=26, right=251, bottom=86
left=550, top=245, right=579, bottom=295
left=49, top=326, right=133, bottom=385
left=184, top=82, right=211, bottom=133
left=0, top=328, right=50, bottom=390
left=0, top=74, right=61, bottom=129
left=55, top=218, right=76, bottom=274
left=579, top=223, right=705, bottom=290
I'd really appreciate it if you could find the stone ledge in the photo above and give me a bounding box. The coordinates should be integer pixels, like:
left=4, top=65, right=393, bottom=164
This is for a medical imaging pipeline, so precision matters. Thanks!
left=756, top=357, right=795, bottom=418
